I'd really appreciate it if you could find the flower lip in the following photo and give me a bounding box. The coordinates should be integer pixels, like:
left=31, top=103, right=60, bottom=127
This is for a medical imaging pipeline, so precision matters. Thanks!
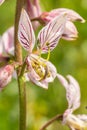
left=27, top=54, right=51, bottom=81
left=26, top=54, right=57, bottom=88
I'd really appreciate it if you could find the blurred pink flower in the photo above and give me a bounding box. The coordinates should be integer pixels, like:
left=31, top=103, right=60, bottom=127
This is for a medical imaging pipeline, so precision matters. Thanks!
left=57, top=74, right=87, bottom=130
left=0, top=0, right=5, bottom=5
left=0, top=27, right=17, bottom=86
left=2, top=27, right=14, bottom=55
left=39, top=8, right=85, bottom=40
left=0, top=65, right=14, bottom=90
left=26, top=0, right=41, bottom=30
left=18, top=9, right=67, bottom=88
left=40, top=8, right=85, bottom=24
left=0, top=26, right=14, bottom=56
left=0, top=27, right=14, bottom=63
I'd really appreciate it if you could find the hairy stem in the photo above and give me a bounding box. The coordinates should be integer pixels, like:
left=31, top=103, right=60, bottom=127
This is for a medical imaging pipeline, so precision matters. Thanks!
left=14, top=0, right=26, bottom=130
left=40, top=114, right=63, bottom=130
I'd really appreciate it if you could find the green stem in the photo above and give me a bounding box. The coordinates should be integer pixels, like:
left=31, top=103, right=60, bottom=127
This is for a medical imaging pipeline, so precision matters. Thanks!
left=18, top=77, right=26, bottom=130
left=40, top=114, right=63, bottom=130
left=14, top=0, right=26, bottom=130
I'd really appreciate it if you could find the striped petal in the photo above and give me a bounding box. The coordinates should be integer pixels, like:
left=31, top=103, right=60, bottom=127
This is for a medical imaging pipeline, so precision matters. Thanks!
left=37, top=14, right=66, bottom=53
left=18, top=9, right=35, bottom=53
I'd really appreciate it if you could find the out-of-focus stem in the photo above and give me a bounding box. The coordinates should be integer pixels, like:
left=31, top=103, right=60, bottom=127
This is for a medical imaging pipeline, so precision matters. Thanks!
left=40, top=114, right=63, bottom=130
left=14, top=0, right=26, bottom=130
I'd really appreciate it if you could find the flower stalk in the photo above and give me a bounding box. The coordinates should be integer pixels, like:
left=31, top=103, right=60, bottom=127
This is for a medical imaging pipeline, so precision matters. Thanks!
left=14, top=0, right=27, bottom=130
left=40, top=114, right=63, bottom=130
left=18, top=77, right=26, bottom=130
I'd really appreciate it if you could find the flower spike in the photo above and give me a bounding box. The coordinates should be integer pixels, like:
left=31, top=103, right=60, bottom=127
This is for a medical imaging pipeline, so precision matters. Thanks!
left=37, top=14, right=67, bottom=53
left=18, top=9, right=35, bottom=53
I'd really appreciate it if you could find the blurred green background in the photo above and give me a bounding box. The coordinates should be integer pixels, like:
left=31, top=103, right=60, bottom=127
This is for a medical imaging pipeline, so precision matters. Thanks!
left=0, top=0, right=87, bottom=130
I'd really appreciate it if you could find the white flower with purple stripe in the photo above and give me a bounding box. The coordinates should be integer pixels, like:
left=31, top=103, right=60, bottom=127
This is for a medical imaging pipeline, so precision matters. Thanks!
left=18, top=9, right=66, bottom=88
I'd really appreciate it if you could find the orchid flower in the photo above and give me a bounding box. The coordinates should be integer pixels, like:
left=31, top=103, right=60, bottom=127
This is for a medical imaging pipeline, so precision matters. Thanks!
left=26, top=0, right=41, bottom=30
left=39, top=8, right=85, bottom=40
left=57, top=74, right=87, bottom=130
left=18, top=9, right=67, bottom=88
left=0, top=0, right=5, bottom=5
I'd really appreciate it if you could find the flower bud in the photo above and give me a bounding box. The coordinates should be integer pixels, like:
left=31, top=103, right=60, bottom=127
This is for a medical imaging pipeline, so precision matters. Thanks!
left=0, top=65, right=14, bottom=90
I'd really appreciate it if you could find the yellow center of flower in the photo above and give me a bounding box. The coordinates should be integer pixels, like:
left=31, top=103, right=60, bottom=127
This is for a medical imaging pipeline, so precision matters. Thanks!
left=31, top=57, right=50, bottom=81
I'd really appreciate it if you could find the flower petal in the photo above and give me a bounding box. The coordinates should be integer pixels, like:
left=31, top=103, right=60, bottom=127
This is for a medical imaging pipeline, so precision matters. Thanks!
left=33, top=0, right=41, bottom=15
left=57, top=73, right=68, bottom=89
left=40, top=8, right=85, bottom=24
left=62, top=21, right=78, bottom=40
left=26, top=0, right=41, bottom=30
left=57, top=74, right=81, bottom=111
left=63, top=114, right=86, bottom=129
left=26, top=54, right=57, bottom=88
left=2, top=27, right=14, bottom=55
left=67, top=75, right=80, bottom=110
left=18, top=9, right=35, bottom=52
left=77, top=115, right=87, bottom=122
left=37, top=14, right=66, bottom=53
left=0, top=65, right=14, bottom=90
